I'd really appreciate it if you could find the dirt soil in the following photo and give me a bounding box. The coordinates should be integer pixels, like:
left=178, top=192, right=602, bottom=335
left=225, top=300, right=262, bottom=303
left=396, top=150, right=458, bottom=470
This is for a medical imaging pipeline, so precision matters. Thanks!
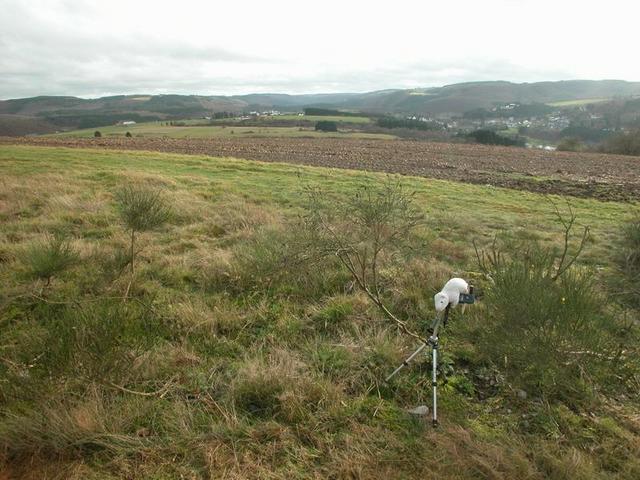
left=2, top=136, right=639, bottom=201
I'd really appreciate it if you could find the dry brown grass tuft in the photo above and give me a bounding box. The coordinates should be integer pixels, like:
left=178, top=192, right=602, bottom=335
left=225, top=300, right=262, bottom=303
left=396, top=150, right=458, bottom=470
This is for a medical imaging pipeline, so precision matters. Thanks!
left=188, top=247, right=237, bottom=291
left=173, top=296, right=247, bottom=337
left=45, top=192, right=110, bottom=218
left=209, top=195, right=283, bottom=238
left=168, top=189, right=210, bottom=226
left=427, top=425, right=540, bottom=480
left=231, top=348, right=340, bottom=423
left=226, top=196, right=282, bottom=228
left=0, top=174, right=70, bottom=223
left=430, top=237, right=471, bottom=264
left=0, top=384, right=145, bottom=460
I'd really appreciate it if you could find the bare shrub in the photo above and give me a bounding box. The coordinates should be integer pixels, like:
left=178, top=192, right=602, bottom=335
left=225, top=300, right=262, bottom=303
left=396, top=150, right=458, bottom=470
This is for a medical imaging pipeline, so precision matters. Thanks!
left=600, top=129, right=640, bottom=156
left=302, top=177, right=426, bottom=342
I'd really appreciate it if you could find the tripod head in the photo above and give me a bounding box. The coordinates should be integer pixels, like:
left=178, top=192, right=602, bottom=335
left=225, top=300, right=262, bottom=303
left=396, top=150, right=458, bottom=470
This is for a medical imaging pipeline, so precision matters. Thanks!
left=459, top=288, right=475, bottom=305
left=433, top=278, right=474, bottom=312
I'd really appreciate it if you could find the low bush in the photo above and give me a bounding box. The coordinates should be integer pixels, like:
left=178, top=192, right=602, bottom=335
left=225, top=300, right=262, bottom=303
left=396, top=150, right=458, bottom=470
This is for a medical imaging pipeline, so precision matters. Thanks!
left=599, top=130, right=640, bottom=156
left=376, top=116, right=441, bottom=131
left=473, top=206, right=635, bottom=402
left=315, top=120, right=338, bottom=132
left=21, top=235, right=78, bottom=286
left=622, top=212, right=640, bottom=273
left=479, top=251, right=613, bottom=401
left=304, top=107, right=362, bottom=117
left=115, top=184, right=171, bottom=237
left=466, top=129, right=526, bottom=147
left=198, top=225, right=349, bottom=299
left=47, top=301, right=170, bottom=382
left=557, top=137, right=583, bottom=152
left=114, top=183, right=171, bottom=297
left=616, top=211, right=640, bottom=309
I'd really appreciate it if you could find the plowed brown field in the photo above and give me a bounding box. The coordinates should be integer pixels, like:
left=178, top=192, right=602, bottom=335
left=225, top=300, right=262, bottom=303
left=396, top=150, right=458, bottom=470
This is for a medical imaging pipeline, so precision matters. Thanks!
left=2, top=136, right=639, bottom=201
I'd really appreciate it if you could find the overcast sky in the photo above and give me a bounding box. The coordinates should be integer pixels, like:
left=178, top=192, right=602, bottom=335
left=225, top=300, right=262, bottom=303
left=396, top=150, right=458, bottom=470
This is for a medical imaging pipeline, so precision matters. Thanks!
left=1, top=0, right=638, bottom=99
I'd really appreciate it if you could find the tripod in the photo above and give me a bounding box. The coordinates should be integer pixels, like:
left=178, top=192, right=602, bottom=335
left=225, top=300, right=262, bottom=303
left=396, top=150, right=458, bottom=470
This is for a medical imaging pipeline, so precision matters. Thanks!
left=385, top=304, right=450, bottom=427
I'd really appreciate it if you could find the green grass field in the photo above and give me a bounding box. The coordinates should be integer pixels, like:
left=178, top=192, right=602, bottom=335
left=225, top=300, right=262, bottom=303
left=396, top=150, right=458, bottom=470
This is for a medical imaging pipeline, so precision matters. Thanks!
left=270, top=114, right=372, bottom=123
left=0, top=144, right=638, bottom=479
left=52, top=121, right=391, bottom=139
left=547, top=97, right=610, bottom=107
left=170, top=115, right=372, bottom=125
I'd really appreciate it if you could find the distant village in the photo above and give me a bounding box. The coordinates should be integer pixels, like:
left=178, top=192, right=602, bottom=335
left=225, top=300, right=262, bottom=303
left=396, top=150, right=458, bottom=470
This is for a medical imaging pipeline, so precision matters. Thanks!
left=112, top=97, right=638, bottom=152
left=400, top=100, right=638, bottom=150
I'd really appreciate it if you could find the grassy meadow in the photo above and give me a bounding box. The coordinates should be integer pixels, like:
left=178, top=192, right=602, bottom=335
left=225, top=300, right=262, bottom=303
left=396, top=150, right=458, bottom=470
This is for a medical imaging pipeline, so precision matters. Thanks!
left=264, top=114, right=372, bottom=123
left=547, top=98, right=611, bottom=107
left=0, top=144, right=639, bottom=479
left=52, top=120, right=389, bottom=140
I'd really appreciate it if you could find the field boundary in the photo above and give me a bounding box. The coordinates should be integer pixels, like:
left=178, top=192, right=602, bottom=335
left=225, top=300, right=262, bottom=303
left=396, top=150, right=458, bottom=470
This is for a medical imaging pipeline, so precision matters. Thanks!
left=2, top=136, right=639, bottom=202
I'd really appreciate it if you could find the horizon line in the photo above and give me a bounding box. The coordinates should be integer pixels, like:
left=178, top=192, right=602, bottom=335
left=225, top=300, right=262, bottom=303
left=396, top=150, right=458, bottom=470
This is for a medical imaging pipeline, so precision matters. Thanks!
left=2, top=78, right=638, bottom=102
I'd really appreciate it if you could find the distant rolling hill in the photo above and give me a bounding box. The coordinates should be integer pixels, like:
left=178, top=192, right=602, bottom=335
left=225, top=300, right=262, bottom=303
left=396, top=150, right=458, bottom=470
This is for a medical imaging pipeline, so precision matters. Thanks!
left=0, top=114, right=58, bottom=136
left=2, top=80, right=640, bottom=135
left=340, top=80, right=640, bottom=115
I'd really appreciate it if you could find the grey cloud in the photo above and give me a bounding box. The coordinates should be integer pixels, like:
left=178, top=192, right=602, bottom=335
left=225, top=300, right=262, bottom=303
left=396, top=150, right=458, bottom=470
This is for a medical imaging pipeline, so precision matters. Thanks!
left=0, top=1, right=587, bottom=99
left=0, top=1, right=274, bottom=98
left=0, top=46, right=581, bottom=99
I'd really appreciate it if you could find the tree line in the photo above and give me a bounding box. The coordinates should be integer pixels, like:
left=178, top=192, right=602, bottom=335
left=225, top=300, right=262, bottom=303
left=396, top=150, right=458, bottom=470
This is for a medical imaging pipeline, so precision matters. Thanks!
left=376, top=116, right=441, bottom=131
left=303, top=107, right=363, bottom=117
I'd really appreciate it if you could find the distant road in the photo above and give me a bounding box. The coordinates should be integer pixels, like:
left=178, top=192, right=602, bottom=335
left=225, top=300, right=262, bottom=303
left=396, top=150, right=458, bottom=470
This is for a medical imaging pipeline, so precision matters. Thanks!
left=2, top=136, right=639, bottom=202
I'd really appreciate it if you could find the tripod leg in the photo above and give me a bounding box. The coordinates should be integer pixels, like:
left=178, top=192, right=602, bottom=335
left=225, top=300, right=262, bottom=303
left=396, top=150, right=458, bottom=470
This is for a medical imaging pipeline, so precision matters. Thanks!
left=384, top=343, right=427, bottom=382
left=432, top=339, right=438, bottom=427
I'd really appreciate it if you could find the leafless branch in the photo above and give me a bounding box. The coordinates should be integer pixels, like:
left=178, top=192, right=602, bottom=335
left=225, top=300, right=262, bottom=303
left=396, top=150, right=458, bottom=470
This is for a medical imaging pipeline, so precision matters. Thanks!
left=548, top=198, right=590, bottom=281
left=303, top=178, right=427, bottom=344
